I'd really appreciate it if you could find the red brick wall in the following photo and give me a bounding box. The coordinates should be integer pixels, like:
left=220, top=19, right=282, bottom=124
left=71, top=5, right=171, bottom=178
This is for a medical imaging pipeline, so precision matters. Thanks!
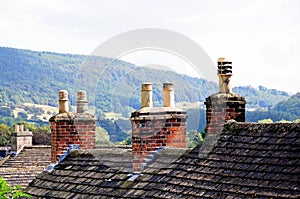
left=131, top=114, right=186, bottom=172
left=205, top=94, right=246, bottom=134
left=49, top=116, right=96, bottom=163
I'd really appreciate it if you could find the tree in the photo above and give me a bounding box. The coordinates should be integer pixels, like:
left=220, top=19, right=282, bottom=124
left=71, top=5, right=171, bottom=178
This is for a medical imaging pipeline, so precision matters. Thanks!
left=258, top=118, right=273, bottom=123
left=115, top=119, right=131, bottom=132
left=278, top=119, right=291, bottom=123
left=95, top=127, right=112, bottom=145
left=120, top=136, right=132, bottom=145
left=193, top=132, right=204, bottom=145
left=121, top=106, right=134, bottom=118
left=273, top=92, right=300, bottom=116
left=0, top=124, right=11, bottom=146
left=246, top=110, right=298, bottom=122
left=0, top=178, right=31, bottom=199
left=0, top=107, right=13, bottom=117
left=98, top=119, right=128, bottom=142
left=32, top=126, right=51, bottom=145
left=186, top=108, right=206, bottom=132
left=186, top=130, right=198, bottom=148
left=23, top=123, right=37, bottom=131
left=17, top=112, right=28, bottom=120
left=0, top=117, right=17, bottom=127
left=186, top=128, right=207, bottom=148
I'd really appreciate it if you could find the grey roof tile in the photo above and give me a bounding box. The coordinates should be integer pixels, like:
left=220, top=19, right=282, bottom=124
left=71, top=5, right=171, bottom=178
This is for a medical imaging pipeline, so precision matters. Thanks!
left=0, top=146, right=51, bottom=188
left=26, top=122, right=300, bottom=198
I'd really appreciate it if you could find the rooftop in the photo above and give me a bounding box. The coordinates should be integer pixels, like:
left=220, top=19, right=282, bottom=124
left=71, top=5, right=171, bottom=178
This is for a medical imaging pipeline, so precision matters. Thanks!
left=88, top=146, right=188, bottom=173
left=26, top=121, right=300, bottom=198
left=0, top=145, right=51, bottom=188
left=26, top=147, right=188, bottom=198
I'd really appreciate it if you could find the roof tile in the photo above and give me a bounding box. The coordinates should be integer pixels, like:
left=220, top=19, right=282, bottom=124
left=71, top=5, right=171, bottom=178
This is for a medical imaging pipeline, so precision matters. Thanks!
left=26, top=122, right=300, bottom=198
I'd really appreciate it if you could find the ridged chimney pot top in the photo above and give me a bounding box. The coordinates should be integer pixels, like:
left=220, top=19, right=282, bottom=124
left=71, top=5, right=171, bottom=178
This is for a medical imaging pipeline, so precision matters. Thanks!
left=141, top=83, right=153, bottom=91
left=163, top=82, right=174, bottom=91
left=58, top=90, right=68, bottom=101
left=77, top=90, right=87, bottom=101
left=217, top=57, right=233, bottom=93
left=217, top=57, right=232, bottom=76
left=14, top=124, right=25, bottom=132
left=76, top=90, right=88, bottom=113
left=58, top=90, right=69, bottom=113
left=218, top=57, right=231, bottom=63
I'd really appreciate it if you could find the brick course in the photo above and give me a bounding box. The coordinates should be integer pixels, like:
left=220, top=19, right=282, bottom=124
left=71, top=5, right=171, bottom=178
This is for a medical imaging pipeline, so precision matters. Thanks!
left=205, top=93, right=246, bottom=134
left=131, top=108, right=187, bottom=172
left=49, top=113, right=97, bottom=163
left=205, top=58, right=246, bottom=135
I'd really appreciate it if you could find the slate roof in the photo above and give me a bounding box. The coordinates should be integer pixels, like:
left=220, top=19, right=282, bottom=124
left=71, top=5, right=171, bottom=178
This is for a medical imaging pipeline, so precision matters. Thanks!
left=0, top=146, right=51, bottom=188
left=26, top=122, right=300, bottom=198
left=89, top=146, right=188, bottom=173
left=87, top=146, right=133, bottom=173
left=26, top=148, right=188, bottom=198
left=133, top=122, right=300, bottom=198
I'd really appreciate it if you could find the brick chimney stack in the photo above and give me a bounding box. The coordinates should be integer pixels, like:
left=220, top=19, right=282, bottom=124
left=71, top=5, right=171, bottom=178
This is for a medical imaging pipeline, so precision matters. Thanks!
left=11, top=124, right=32, bottom=152
left=131, top=83, right=187, bottom=173
left=205, top=58, right=246, bottom=134
left=50, top=90, right=97, bottom=163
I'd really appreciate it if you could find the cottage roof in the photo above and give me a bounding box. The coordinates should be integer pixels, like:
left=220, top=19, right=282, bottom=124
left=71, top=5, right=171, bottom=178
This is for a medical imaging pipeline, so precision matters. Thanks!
left=26, top=147, right=188, bottom=198
left=26, top=122, right=300, bottom=198
left=134, top=122, right=300, bottom=198
left=0, top=146, right=51, bottom=188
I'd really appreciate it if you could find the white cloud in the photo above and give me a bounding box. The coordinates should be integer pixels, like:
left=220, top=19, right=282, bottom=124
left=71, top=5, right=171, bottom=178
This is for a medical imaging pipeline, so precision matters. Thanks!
left=0, top=0, right=299, bottom=93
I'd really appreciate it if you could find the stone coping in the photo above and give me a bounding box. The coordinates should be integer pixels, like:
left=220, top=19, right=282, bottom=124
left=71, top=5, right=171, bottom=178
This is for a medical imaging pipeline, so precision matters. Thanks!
left=49, top=112, right=97, bottom=122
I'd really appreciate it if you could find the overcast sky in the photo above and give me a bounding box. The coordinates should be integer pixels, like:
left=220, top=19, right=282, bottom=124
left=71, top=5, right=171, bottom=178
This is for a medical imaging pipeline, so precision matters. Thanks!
left=0, top=0, right=299, bottom=94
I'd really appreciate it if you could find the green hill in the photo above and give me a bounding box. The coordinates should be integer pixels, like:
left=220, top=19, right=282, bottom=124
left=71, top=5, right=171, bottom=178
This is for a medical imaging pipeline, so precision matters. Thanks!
left=273, top=92, right=300, bottom=116
left=233, top=85, right=289, bottom=108
left=0, top=47, right=218, bottom=112
left=246, top=92, right=300, bottom=122
left=0, top=46, right=296, bottom=142
left=0, top=47, right=290, bottom=112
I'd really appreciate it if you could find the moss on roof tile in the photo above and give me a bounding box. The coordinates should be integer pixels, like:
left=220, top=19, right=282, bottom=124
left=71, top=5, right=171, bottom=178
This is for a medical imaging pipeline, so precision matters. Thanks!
left=69, top=150, right=95, bottom=158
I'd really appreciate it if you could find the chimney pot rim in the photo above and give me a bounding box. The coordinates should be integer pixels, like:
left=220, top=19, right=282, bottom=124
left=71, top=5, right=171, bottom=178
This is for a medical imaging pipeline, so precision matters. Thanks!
left=58, top=90, right=68, bottom=96
left=141, top=83, right=153, bottom=91
left=163, top=82, right=174, bottom=85
left=217, top=57, right=232, bottom=63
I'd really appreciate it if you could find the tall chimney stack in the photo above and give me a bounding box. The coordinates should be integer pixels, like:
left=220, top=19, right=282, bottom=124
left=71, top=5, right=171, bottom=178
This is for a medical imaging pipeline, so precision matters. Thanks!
left=58, top=90, right=69, bottom=113
left=141, top=83, right=153, bottom=108
left=50, top=90, right=97, bottom=163
left=163, top=83, right=175, bottom=107
left=218, top=57, right=232, bottom=93
left=11, top=124, right=32, bottom=152
left=205, top=58, right=246, bottom=134
left=131, top=83, right=187, bottom=173
left=77, top=90, right=88, bottom=113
